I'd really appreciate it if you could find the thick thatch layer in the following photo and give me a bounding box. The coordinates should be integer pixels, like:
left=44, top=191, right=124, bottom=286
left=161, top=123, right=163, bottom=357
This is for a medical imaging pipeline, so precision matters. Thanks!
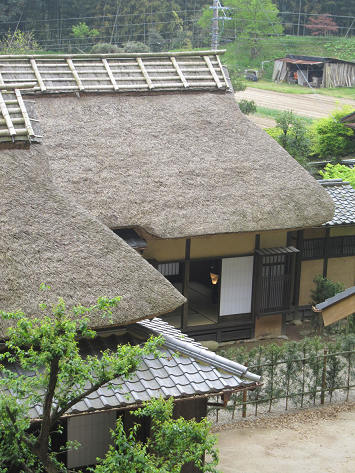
left=26, top=92, right=334, bottom=238
left=0, top=150, right=185, bottom=339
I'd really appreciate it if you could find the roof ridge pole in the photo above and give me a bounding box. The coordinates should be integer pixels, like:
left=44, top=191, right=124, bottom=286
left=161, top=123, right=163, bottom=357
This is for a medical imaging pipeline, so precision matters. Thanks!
left=66, top=58, right=85, bottom=91
left=170, top=57, right=189, bottom=88
left=30, top=59, right=46, bottom=92
left=136, top=57, right=154, bottom=89
left=14, top=88, right=34, bottom=137
left=0, top=92, right=16, bottom=136
left=203, top=55, right=223, bottom=88
left=102, top=58, right=119, bottom=90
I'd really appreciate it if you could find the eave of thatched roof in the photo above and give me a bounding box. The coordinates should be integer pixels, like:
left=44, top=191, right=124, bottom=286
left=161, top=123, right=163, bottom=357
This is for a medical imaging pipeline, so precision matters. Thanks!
left=26, top=91, right=334, bottom=239
left=0, top=150, right=185, bottom=339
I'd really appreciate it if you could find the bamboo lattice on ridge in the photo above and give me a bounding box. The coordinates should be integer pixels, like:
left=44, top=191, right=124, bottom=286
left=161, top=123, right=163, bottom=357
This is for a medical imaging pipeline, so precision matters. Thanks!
left=0, top=51, right=228, bottom=94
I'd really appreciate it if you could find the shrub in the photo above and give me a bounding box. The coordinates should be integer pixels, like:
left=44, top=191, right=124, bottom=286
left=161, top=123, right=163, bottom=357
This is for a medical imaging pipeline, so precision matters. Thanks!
left=238, top=99, right=257, bottom=115
left=124, top=41, right=150, bottom=53
left=311, top=107, right=355, bottom=159
left=91, top=43, right=122, bottom=54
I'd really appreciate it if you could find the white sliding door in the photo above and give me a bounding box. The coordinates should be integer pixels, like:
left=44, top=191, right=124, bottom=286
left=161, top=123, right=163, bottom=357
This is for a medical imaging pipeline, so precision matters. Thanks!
left=220, top=256, right=254, bottom=316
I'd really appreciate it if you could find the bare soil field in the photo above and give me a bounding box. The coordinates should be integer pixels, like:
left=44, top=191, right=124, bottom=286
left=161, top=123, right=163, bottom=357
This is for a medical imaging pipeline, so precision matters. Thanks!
left=236, top=87, right=355, bottom=128
left=214, top=402, right=355, bottom=473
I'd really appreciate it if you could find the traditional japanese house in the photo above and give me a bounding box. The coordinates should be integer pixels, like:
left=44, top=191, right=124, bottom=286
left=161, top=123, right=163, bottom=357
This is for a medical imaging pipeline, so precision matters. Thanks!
left=0, top=50, right=334, bottom=345
left=292, top=179, right=355, bottom=320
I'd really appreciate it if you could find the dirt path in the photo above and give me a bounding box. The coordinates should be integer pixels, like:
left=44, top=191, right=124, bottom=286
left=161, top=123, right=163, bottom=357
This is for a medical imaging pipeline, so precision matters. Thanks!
left=236, top=87, right=355, bottom=119
left=214, top=402, right=355, bottom=473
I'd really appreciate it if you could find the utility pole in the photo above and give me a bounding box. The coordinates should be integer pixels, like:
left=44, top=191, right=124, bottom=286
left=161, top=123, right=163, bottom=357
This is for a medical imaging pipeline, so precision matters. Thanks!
left=210, top=0, right=231, bottom=50
left=211, top=0, right=219, bottom=50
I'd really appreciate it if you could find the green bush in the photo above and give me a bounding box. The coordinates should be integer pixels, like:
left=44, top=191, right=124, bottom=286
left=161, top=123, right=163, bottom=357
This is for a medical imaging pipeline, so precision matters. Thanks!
left=238, top=99, right=257, bottom=115
left=91, top=43, right=122, bottom=54
left=319, top=163, right=355, bottom=188
left=310, top=107, right=355, bottom=159
left=124, top=41, right=150, bottom=53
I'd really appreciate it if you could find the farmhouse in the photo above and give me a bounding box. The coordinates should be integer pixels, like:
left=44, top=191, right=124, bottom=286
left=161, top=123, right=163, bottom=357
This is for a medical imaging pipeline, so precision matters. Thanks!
left=272, top=55, right=355, bottom=88
left=0, top=50, right=334, bottom=344
left=294, top=179, right=355, bottom=320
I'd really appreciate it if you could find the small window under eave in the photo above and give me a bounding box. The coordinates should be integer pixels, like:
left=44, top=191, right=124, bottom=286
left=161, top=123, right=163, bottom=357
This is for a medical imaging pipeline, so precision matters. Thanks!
left=113, top=228, right=147, bottom=251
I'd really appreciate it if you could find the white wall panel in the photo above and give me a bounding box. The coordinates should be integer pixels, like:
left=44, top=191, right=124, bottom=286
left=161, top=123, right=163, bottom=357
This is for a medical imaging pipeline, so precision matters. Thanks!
left=220, top=256, right=254, bottom=316
left=67, top=411, right=116, bottom=468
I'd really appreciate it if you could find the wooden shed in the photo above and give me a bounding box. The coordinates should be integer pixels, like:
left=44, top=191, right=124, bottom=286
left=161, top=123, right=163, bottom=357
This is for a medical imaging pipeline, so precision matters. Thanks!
left=272, top=55, right=355, bottom=88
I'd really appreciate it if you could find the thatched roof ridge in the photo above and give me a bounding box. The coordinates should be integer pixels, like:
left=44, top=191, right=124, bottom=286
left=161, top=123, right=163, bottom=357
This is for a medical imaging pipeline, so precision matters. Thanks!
left=0, top=150, right=185, bottom=339
left=28, top=92, right=334, bottom=239
left=0, top=51, right=227, bottom=94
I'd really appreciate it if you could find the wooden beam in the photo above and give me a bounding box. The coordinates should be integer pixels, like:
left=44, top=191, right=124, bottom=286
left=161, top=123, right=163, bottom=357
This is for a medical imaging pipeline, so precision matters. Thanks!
left=66, top=59, right=85, bottom=91
left=30, top=59, right=46, bottom=91
left=102, top=58, right=119, bottom=90
left=203, top=55, right=223, bottom=88
left=0, top=92, right=16, bottom=136
left=136, top=57, right=154, bottom=89
left=182, top=238, right=191, bottom=331
left=171, top=57, right=189, bottom=88
left=15, top=89, right=34, bottom=137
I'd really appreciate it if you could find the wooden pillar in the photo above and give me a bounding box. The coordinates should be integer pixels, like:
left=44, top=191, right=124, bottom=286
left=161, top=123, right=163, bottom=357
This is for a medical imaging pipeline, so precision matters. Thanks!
left=323, top=228, right=330, bottom=278
left=250, top=234, right=261, bottom=336
left=181, top=238, right=191, bottom=330
left=292, top=229, right=303, bottom=320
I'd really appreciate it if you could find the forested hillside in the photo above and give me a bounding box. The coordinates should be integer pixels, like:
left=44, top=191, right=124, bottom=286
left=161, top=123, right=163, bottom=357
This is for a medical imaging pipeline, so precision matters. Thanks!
left=0, top=0, right=354, bottom=53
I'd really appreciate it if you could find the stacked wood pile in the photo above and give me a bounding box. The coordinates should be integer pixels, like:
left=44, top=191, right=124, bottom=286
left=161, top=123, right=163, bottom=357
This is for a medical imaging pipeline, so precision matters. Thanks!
left=323, top=62, right=355, bottom=88
left=0, top=51, right=227, bottom=94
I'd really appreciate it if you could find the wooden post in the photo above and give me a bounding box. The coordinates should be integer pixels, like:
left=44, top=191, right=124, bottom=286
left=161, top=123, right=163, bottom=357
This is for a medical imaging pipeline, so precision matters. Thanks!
left=181, top=238, right=191, bottom=330
left=321, top=348, right=327, bottom=405
left=242, top=390, right=247, bottom=418
left=30, top=59, right=46, bottom=91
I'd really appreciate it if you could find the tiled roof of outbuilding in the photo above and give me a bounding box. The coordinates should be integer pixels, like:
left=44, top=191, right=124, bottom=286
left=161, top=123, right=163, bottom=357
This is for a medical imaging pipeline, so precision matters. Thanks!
left=320, top=179, right=355, bottom=225
left=1, top=319, right=261, bottom=419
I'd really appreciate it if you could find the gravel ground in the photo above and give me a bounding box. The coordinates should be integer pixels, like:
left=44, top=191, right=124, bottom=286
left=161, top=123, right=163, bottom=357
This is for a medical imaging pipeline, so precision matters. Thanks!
left=235, top=87, right=355, bottom=119
left=212, top=401, right=355, bottom=473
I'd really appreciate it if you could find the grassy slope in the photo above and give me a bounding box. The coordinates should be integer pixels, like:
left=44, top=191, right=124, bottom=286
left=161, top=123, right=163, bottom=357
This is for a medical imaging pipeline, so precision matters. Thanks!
left=220, top=36, right=355, bottom=99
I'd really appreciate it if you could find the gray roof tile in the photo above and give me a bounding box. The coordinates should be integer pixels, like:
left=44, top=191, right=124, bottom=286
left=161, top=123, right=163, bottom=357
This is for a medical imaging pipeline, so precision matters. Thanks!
left=320, top=179, right=355, bottom=226
left=2, top=318, right=260, bottom=419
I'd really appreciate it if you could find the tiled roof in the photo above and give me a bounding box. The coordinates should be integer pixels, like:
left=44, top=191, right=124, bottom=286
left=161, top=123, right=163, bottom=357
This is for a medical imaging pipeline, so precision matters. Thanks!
left=316, top=285, right=355, bottom=310
left=319, top=179, right=355, bottom=225
left=1, top=319, right=260, bottom=419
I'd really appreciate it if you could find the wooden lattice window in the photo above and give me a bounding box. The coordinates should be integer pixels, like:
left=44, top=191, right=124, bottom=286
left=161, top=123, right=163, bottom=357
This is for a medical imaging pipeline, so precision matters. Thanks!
left=260, top=254, right=293, bottom=315
left=302, top=238, right=325, bottom=259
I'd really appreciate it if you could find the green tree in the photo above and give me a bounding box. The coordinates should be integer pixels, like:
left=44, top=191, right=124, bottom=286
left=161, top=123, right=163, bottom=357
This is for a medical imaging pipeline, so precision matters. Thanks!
left=311, top=107, right=355, bottom=159
left=0, top=30, right=41, bottom=55
left=265, top=110, right=312, bottom=168
left=319, top=163, right=355, bottom=188
left=92, top=398, right=219, bottom=473
left=199, top=0, right=283, bottom=58
left=0, top=291, right=219, bottom=473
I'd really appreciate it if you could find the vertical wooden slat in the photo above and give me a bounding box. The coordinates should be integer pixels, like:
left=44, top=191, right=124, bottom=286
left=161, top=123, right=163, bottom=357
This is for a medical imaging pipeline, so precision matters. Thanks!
left=170, top=57, right=189, bottom=88
left=203, top=56, right=222, bottom=89
left=136, top=58, right=154, bottom=89
left=14, top=89, right=34, bottom=137
left=0, top=92, right=16, bottom=136
left=30, top=59, right=46, bottom=91
left=102, top=59, right=118, bottom=90
left=66, top=59, right=85, bottom=91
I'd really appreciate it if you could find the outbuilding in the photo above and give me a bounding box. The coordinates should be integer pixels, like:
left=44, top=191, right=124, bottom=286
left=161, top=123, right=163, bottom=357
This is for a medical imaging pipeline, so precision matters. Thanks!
left=272, top=55, right=355, bottom=88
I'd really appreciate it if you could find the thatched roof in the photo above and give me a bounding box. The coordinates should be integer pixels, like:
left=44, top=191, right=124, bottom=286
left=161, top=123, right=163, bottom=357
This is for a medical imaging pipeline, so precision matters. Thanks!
left=25, top=91, right=334, bottom=239
left=0, top=149, right=185, bottom=339
left=0, top=51, right=227, bottom=94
